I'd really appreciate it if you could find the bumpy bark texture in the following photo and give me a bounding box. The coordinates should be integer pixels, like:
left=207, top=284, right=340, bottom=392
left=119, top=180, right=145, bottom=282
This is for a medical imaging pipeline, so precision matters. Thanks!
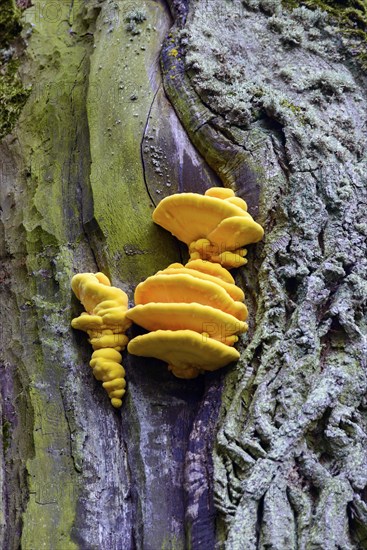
left=161, top=0, right=367, bottom=548
left=0, top=0, right=366, bottom=549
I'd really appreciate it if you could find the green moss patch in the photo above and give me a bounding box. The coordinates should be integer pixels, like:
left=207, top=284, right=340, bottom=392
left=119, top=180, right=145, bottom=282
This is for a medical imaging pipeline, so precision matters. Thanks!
left=0, top=58, right=30, bottom=139
left=0, top=0, right=21, bottom=44
left=0, top=0, right=30, bottom=138
left=283, top=0, right=367, bottom=67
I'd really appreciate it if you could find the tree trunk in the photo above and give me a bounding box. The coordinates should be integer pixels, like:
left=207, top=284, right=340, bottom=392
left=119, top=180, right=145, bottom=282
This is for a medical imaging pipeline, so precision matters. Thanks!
left=1, top=0, right=366, bottom=549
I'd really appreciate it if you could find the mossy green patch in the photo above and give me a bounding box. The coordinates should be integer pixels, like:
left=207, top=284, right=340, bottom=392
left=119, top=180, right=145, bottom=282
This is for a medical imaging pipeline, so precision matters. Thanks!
left=0, top=1, right=30, bottom=138
left=23, top=385, right=78, bottom=550
left=279, top=98, right=308, bottom=124
left=19, top=0, right=92, bottom=245
left=0, top=0, right=21, bottom=45
left=13, top=0, right=92, bottom=546
left=0, top=58, right=30, bottom=139
left=2, top=419, right=11, bottom=452
left=283, top=0, right=367, bottom=67
left=88, top=0, right=178, bottom=285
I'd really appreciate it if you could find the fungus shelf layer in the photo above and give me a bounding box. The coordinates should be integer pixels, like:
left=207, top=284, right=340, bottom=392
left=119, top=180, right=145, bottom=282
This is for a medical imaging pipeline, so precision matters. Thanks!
left=128, top=329, right=241, bottom=380
left=71, top=272, right=131, bottom=408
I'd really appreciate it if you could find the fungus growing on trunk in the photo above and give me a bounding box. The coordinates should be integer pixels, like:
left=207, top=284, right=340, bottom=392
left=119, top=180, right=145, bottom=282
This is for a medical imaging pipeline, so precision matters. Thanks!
left=71, top=272, right=131, bottom=408
left=134, top=273, right=247, bottom=320
left=152, top=187, right=263, bottom=268
left=128, top=329, right=241, bottom=379
left=127, top=260, right=248, bottom=378
left=127, top=187, right=263, bottom=379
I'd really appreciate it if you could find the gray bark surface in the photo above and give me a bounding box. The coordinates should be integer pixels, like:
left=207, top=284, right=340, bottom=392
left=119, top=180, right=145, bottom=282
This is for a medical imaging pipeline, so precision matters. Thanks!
left=165, top=1, right=367, bottom=548
left=0, top=0, right=366, bottom=549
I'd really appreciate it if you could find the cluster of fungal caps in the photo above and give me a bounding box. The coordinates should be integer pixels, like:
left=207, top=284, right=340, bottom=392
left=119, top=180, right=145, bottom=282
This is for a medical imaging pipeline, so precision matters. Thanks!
left=71, top=187, right=264, bottom=407
left=71, top=272, right=131, bottom=408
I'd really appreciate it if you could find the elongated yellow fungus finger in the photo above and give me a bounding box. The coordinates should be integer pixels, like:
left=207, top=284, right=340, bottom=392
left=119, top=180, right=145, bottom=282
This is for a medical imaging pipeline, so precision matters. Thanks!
left=88, top=333, right=129, bottom=351
left=71, top=273, right=130, bottom=408
left=102, top=378, right=126, bottom=391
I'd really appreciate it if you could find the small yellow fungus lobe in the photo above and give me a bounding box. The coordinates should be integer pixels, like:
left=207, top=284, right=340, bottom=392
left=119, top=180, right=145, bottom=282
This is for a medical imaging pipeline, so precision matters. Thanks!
left=71, top=272, right=131, bottom=408
left=157, top=266, right=244, bottom=301
left=185, top=259, right=235, bottom=283
left=152, top=186, right=263, bottom=268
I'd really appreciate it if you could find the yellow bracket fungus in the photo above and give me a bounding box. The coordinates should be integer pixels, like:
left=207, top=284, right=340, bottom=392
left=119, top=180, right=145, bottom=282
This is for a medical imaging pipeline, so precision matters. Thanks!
left=184, top=259, right=235, bottom=283
left=126, top=303, right=247, bottom=343
left=134, top=273, right=247, bottom=320
left=70, top=188, right=263, bottom=385
left=156, top=266, right=245, bottom=301
left=128, top=330, right=240, bottom=379
left=152, top=187, right=264, bottom=268
left=127, top=187, right=263, bottom=379
left=127, top=259, right=248, bottom=378
left=71, top=272, right=131, bottom=408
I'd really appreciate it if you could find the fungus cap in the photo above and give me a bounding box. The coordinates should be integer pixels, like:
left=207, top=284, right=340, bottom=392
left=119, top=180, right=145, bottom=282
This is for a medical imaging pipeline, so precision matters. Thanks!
left=127, top=329, right=240, bottom=379
left=204, top=187, right=235, bottom=199
left=185, top=259, right=235, bottom=284
left=157, top=266, right=244, bottom=301
left=134, top=273, right=247, bottom=320
left=126, top=303, right=248, bottom=341
left=207, top=215, right=264, bottom=249
left=71, top=312, right=104, bottom=331
left=225, top=196, right=248, bottom=211
left=204, top=188, right=248, bottom=211
left=71, top=273, right=129, bottom=314
left=152, top=192, right=249, bottom=247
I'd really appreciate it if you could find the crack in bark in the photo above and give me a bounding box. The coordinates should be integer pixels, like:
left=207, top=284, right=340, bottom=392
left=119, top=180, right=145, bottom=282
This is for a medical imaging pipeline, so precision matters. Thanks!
left=140, top=85, right=161, bottom=209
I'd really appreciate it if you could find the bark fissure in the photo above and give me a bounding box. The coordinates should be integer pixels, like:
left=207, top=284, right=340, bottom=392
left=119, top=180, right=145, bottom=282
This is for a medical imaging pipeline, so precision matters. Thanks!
left=140, top=85, right=161, bottom=209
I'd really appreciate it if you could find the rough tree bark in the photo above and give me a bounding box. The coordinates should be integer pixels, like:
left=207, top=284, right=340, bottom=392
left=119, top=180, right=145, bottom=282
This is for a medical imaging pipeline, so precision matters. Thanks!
left=1, top=0, right=366, bottom=549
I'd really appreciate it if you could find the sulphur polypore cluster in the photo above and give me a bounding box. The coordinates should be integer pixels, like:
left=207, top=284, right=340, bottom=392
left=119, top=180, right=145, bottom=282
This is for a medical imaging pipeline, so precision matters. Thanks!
left=127, top=187, right=264, bottom=379
left=70, top=187, right=264, bottom=406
